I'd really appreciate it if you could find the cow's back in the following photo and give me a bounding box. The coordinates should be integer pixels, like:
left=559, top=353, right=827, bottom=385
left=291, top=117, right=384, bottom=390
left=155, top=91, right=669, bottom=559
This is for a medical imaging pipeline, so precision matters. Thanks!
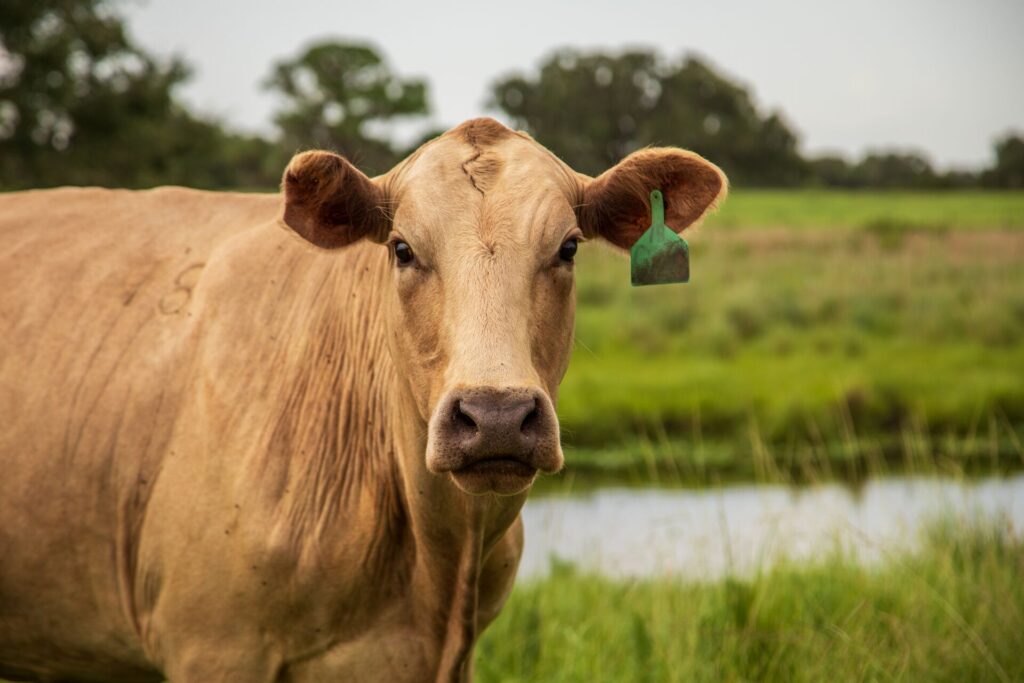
left=0, top=187, right=280, bottom=681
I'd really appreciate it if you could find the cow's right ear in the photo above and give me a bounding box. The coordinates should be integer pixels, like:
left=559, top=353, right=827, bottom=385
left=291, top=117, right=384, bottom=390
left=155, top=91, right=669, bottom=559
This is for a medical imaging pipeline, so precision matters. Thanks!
left=280, top=150, right=390, bottom=249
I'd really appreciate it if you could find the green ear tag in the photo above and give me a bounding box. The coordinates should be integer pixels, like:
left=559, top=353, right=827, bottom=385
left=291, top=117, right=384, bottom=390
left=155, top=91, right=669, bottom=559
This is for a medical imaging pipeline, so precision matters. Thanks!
left=630, top=190, right=690, bottom=286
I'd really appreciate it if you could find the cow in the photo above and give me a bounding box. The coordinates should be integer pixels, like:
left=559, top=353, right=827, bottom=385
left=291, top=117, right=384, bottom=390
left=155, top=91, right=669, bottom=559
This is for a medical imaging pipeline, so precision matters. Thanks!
left=0, top=118, right=726, bottom=682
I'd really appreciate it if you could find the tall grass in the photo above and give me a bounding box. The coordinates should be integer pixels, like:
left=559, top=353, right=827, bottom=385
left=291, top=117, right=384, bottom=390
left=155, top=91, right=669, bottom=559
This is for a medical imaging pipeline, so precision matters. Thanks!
left=476, top=519, right=1024, bottom=682
left=544, top=418, right=1024, bottom=492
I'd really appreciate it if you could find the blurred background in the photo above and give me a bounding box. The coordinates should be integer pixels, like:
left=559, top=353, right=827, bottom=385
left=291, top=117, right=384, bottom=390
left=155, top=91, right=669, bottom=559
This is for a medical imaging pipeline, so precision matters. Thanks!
left=2, top=0, right=1023, bottom=680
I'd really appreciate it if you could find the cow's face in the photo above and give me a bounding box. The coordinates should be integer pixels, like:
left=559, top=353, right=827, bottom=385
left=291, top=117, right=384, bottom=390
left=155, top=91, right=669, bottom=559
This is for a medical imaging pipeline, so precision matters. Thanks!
left=280, top=119, right=725, bottom=496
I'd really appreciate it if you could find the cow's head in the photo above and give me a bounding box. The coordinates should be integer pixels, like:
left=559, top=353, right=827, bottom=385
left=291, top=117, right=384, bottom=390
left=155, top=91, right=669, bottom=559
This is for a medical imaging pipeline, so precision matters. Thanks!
left=280, top=119, right=725, bottom=496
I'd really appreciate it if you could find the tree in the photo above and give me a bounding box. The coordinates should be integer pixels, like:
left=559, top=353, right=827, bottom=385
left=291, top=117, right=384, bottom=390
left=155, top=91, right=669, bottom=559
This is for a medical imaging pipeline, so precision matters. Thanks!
left=808, top=150, right=981, bottom=189
left=489, top=50, right=807, bottom=186
left=0, top=0, right=276, bottom=189
left=265, top=41, right=430, bottom=176
left=647, top=57, right=806, bottom=186
left=807, top=154, right=858, bottom=187
left=852, top=151, right=937, bottom=189
left=983, top=133, right=1024, bottom=188
left=490, top=51, right=660, bottom=177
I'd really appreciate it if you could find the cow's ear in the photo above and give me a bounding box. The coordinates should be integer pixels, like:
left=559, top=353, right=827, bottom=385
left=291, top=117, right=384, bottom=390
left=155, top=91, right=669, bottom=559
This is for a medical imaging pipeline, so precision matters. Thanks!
left=280, top=150, right=390, bottom=249
left=578, top=148, right=727, bottom=250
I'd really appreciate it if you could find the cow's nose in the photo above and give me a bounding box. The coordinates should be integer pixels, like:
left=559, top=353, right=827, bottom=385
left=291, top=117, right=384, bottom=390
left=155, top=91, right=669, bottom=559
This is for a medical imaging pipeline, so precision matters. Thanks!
left=427, top=386, right=563, bottom=476
left=452, top=392, right=540, bottom=457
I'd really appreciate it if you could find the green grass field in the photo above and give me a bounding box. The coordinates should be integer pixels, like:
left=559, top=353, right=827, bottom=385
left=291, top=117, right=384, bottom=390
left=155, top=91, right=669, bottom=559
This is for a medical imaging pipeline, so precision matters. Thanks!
left=476, top=519, right=1024, bottom=682
left=557, top=191, right=1024, bottom=481
left=704, top=189, right=1024, bottom=231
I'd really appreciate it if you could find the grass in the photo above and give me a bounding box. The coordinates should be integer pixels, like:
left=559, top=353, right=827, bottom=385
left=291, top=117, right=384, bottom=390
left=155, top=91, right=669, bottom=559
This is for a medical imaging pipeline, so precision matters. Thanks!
left=703, top=189, right=1024, bottom=231
left=559, top=192, right=1024, bottom=480
left=476, top=518, right=1024, bottom=682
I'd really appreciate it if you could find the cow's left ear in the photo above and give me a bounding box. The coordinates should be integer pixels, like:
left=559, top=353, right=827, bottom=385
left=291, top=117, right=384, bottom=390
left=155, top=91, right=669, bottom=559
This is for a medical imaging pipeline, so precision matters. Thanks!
left=578, top=148, right=727, bottom=250
left=280, top=150, right=390, bottom=249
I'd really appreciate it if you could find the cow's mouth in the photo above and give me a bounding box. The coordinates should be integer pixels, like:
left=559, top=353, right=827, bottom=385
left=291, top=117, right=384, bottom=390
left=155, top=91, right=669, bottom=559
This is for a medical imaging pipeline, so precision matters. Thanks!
left=449, top=455, right=538, bottom=495
left=457, top=455, right=537, bottom=477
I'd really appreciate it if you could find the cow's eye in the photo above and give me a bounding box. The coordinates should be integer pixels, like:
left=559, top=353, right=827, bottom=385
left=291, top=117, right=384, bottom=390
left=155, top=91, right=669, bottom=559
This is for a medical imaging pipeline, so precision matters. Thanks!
left=393, top=240, right=414, bottom=266
left=559, top=237, right=578, bottom=263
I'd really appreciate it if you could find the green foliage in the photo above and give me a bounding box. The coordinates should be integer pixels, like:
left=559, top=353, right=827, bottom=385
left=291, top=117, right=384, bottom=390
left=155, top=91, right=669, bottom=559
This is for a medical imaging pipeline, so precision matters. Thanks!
left=477, top=520, right=1024, bottom=682
left=490, top=50, right=806, bottom=185
left=265, top=40, right=429, bottom=176
left=0, top=0, right=278, bottom=189
left=487, top=50, right=1020, bottom=189
left=983, top=133, right=1024, bottom=189
left=808, top=151, right=947, bottom=189
left=490, top=50, right=655, bottom=176
left=854, top=151, right=937, bottom=188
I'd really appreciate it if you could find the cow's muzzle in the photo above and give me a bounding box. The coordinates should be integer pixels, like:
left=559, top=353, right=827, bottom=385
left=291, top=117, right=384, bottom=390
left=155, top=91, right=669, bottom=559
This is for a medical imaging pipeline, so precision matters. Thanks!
left=426, top=386, right=563, bottom=495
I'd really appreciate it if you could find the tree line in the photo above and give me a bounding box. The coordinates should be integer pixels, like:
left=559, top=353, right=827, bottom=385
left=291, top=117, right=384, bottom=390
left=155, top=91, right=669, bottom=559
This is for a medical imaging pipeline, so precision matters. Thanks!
left=2, top=0, right=1021, bottom=190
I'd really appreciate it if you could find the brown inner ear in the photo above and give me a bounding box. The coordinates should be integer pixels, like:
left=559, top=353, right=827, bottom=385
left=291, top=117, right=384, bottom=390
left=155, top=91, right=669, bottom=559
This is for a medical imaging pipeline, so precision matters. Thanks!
left=281, top=151, right=388, bottom=249
left=580, top=151, right=725, bottom=250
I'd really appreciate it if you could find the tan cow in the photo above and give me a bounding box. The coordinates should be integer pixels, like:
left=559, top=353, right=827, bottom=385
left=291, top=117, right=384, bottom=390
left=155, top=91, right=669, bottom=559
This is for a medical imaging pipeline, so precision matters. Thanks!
left=0, top=118, right=725, bottom=682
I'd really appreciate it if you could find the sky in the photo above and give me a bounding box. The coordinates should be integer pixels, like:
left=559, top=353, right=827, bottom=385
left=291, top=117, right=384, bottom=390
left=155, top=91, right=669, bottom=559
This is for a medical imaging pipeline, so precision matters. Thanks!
left=124, top=0, right=1024, bottom=170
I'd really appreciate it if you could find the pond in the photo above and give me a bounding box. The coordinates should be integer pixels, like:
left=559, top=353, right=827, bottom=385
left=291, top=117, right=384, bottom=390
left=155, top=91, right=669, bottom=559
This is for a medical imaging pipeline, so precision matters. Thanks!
left=519, top=474, right=1024, bottom=580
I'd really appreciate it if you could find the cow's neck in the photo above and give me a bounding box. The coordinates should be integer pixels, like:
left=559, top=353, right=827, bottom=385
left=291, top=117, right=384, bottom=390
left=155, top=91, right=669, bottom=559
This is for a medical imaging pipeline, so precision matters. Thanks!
left=390, top=389, right=527, bottom=679
left=265, top=242, right=525, bottom=676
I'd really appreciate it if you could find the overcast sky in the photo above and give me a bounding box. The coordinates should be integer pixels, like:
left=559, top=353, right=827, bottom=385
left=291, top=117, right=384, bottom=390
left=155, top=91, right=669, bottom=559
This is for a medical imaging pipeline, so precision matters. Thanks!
left=125, top=0, right=1023, bottom=169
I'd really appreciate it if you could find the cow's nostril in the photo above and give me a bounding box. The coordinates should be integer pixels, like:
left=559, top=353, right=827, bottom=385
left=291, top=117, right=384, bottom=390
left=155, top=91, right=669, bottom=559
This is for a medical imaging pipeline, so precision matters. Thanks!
left=452, top=400, right=478, bottom=433
left=520, top=403, right=539, bottom=435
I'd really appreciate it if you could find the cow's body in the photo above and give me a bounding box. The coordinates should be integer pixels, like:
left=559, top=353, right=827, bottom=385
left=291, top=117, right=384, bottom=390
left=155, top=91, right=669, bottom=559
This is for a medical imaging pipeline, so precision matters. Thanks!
left=0, top=187, right=520, bottom=681
left=0, top=119, right=725, bottom=681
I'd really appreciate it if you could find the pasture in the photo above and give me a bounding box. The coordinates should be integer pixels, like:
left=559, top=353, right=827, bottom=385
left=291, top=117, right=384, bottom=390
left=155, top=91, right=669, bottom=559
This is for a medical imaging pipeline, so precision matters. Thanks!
left=558, top=190, right=1024, bottom=483
left=702, top=189, right=1024, bottom=231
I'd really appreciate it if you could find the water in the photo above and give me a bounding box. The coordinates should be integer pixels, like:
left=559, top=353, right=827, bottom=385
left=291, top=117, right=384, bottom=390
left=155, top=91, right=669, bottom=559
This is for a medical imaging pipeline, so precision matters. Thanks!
left=519, top=474, right=1024, bottom=580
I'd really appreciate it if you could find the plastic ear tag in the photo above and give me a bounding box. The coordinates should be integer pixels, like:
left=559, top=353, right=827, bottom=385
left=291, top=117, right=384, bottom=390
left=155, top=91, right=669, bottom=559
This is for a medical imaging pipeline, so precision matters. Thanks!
left=630, top=190, right=690, bottom=286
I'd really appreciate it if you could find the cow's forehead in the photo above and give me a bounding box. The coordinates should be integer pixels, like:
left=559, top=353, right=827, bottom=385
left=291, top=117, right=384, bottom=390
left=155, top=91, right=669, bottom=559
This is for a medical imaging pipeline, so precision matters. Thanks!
left=391, top=124, right=579, bottom=244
